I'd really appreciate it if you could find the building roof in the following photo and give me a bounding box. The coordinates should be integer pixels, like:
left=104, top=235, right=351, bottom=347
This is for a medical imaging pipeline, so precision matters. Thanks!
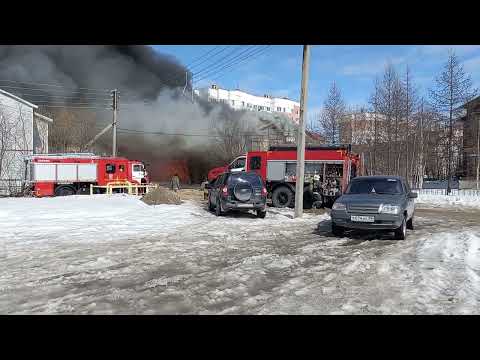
left=202, top=84, right=300, bottom=104
left=0, top=88, right=38, bottom=109
left=461, top=95, right=480, bottom=108
left=34, top=112, right=53, bottom=123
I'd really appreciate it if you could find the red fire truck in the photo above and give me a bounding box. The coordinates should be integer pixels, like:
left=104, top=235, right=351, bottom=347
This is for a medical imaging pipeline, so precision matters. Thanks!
left=24, top=153, right=149, bottom=197
left=208, top=145, right=361, bottom=208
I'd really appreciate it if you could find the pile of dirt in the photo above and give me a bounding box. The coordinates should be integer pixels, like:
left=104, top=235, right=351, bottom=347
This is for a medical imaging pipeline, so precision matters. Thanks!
left=177, top=189, right=205, bottom=202
left=141, top=186, right=182, bottom=205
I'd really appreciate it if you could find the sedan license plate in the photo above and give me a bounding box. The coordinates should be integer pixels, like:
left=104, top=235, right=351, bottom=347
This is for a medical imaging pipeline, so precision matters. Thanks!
left=351, top=215, right=375, bottom=223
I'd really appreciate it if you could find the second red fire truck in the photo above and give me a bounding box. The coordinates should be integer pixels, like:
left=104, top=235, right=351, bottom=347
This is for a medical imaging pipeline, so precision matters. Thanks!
left=208, top=145, right=362, bottom=208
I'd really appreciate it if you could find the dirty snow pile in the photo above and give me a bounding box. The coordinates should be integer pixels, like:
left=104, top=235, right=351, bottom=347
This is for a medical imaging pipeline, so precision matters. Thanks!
left=141, top=186, right=182, bottom=205
left=416, top=194, right=480, bottom=209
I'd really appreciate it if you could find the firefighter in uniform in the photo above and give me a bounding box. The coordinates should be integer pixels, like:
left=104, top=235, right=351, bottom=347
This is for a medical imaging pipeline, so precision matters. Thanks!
left=171, top=174, right=180, bottom=192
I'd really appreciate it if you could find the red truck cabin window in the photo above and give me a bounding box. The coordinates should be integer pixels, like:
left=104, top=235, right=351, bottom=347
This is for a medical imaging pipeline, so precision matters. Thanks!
left=250, top=156, right=261, bottom=170
left=106, top=164, right=116, bottom=174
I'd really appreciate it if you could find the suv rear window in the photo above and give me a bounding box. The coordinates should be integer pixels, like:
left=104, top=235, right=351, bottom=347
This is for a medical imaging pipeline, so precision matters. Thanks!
left=227, top=173, right=263, bottom=187
left=347, top=178, right=403, bottom=195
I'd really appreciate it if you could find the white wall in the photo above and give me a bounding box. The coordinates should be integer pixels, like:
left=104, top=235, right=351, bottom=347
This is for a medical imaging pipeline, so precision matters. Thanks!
left=0, top=92, right=35, bottom=195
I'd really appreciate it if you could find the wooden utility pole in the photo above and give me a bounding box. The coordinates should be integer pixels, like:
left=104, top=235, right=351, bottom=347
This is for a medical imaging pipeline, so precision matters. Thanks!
left=294, top=45, right=311, bottom=218
left=112, top=89, right=118, bottom=157
left=476, top=111, right=479, bottom=190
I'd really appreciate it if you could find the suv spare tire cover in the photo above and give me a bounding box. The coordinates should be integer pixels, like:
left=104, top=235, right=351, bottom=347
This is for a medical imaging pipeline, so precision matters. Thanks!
left=233, top=182, right=253, bottom=201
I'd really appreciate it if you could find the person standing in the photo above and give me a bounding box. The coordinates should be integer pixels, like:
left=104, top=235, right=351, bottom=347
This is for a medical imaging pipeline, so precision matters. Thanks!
left=171, top=174, right=180, bottom=192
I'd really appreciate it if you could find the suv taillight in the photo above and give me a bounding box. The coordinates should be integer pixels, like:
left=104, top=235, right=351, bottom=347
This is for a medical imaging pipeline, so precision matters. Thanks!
left=222, top=186, right=228, bottom=196
left=261, top=187, right=267, bottom=196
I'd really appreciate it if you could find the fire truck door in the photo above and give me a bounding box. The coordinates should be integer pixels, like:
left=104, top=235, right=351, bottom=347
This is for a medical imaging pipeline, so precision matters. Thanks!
left=132, top=164, right=145, bottom=183
left=228, top=156, right=246, bottom=173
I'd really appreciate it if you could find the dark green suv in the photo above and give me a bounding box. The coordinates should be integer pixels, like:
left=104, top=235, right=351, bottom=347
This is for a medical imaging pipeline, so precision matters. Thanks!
left=206, top=171, right=267, bottom=218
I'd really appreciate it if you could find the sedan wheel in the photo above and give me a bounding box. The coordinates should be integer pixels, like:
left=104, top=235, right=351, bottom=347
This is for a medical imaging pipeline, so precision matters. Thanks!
left=394, top=217, right=407, bottom=240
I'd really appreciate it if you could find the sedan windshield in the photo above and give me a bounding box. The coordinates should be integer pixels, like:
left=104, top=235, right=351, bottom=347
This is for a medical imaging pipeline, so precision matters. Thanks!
left=347, top=178, right=403, bottom=195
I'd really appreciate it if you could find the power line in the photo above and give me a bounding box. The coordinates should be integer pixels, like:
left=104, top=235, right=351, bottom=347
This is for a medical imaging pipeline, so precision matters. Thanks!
left=36, top=105, right=111, bottom=110
left=0, top=84, right=111, bottom=96
left=117, top=127, right=261, bottom=138
left=192, top=46, right=248, bottom=77
left=207, top=47, right=272, bottom=84
left=194, top=46, right=268, bottom=84
left=7, top=92, right=112, bottom=99
left=194, top=46, right=272, bottom=84
left=186, top=46, right=221, bottom=68
left=188, top=46, right=229, bottom=72
left=0, top=79, right=111, bottom=93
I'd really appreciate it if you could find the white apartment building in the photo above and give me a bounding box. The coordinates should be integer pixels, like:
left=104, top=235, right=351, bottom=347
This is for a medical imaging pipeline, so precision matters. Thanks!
left=195, top=85, right=300, bottom=123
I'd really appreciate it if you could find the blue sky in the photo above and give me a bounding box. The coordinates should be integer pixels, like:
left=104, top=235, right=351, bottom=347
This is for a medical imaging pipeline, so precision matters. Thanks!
left=152, top=45, right=480, bottom=117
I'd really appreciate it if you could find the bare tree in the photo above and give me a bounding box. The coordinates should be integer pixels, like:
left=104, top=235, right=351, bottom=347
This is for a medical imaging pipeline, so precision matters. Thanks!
left=402, top=65, right=417, bottom=184
left=429, top=50, right=477, bottom=193
left=41, top=107, right=99, bottom=153
left=321, top=81, right=346, bottom=144
left=378, top=64, right=398, bottom=174
left=211, top=107, right=257, bottom=162
left=368, top=77, right=382, bottom=175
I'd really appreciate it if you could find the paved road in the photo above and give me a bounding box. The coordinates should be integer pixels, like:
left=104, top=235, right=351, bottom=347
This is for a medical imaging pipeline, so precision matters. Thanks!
left=1, top=203, right=479, bottom=314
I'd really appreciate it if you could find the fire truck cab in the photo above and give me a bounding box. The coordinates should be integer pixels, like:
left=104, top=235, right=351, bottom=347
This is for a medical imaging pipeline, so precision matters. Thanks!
left=25, top=153, right=149, bottom=197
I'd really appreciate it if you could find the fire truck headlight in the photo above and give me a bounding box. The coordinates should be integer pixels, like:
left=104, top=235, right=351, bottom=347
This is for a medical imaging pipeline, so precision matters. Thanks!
left=332, top=202, right=346, bottom=211
left=379, top=204, right=399, bottom=215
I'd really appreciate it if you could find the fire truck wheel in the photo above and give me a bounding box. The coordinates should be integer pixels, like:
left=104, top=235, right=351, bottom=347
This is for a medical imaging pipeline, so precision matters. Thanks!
left=76, top=186, right=89, bottom=195
left=272, top=186, right=294, bottom=208
left=54, top=185, right=75, bottom=196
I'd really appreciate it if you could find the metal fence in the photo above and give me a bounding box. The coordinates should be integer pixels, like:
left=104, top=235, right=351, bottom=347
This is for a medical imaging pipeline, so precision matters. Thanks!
left=413, top=188, right=480, bottom=197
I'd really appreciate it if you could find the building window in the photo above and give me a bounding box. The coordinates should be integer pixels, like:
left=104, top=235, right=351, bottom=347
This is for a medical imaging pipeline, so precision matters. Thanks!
left=247, top=103, right=252, bottom=108
left=266, top=107, right=270, bottom=111
left=253, top=105, right=257, bottom=110
left=277, top=107, right=282, bottom=112
left=242, top=101, right=245, bottom=107
left=231, top=100, right=235, bottom=106
left=283, top=108, right=286, bottom=112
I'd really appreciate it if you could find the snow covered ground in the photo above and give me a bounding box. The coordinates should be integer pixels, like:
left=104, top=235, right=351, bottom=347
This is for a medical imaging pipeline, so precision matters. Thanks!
left=1, top=195, right=479, bottom=314
left=416, top=193, right=480, bottom=209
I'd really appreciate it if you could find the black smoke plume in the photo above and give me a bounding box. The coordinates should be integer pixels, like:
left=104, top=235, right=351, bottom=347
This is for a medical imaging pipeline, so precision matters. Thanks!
left=0, top=45, right=283, bottom=183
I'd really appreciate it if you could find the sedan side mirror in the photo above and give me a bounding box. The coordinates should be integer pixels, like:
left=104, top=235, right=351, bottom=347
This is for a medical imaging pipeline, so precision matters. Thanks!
left=408, top=192, right=418, bottom=198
